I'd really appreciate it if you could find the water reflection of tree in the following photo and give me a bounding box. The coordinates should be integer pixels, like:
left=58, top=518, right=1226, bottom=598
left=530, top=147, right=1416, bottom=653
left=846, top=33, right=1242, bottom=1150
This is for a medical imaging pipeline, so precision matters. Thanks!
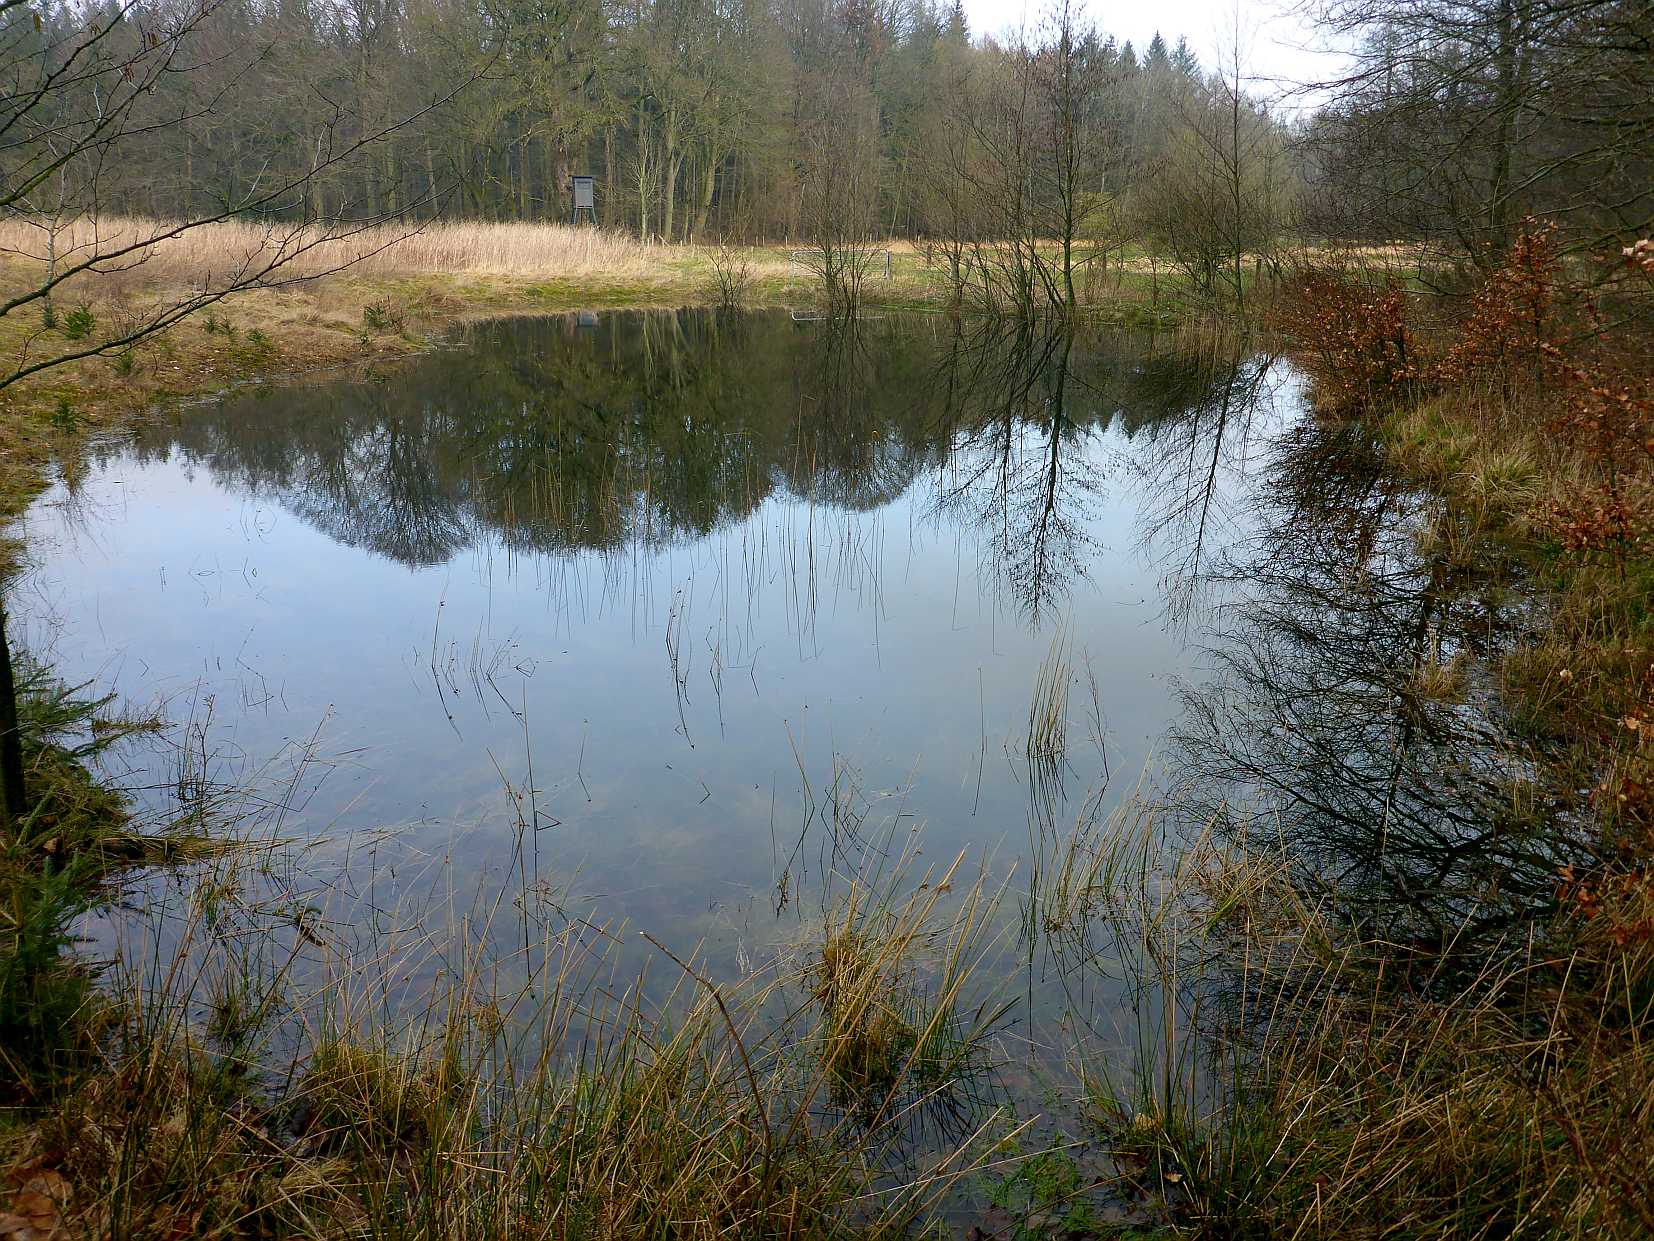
left=120, top=312, right=1262, bottom=628
left=1129, top=350, right=1283, bottom=631
left=929, top=320, right=1267, bottom=622
left=1171, top=419, right=1579, bottom=952
left=931, top=323, right=1095, bottom=622
left=298, top=386, right=475, bottom=565
left=776, top=314, right=935, bottom=512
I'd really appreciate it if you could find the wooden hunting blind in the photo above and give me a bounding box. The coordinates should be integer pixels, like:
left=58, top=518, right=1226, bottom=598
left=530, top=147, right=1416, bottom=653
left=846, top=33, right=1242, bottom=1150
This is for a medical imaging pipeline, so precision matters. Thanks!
left=570, top=176, right=596, bottom=223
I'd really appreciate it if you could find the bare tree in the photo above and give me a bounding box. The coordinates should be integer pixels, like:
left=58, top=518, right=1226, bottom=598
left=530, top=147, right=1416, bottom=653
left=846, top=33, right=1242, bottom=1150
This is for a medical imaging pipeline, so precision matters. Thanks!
left=795, top=37, right=880, bottom=313
left=1027, top=0, right=1117, bottom=315
left=1131, top=18, right=1294, bottom=312
left=0, top=0, right=474, bottom=818
left=928, top=6, right=1120, bottom=320
left=1305, top=0, right=1653, bottom=260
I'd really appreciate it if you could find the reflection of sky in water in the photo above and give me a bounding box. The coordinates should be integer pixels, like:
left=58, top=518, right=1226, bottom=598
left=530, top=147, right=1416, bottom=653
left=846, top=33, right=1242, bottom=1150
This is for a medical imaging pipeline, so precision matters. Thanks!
left=12, top=311, right=1302, bottom=1026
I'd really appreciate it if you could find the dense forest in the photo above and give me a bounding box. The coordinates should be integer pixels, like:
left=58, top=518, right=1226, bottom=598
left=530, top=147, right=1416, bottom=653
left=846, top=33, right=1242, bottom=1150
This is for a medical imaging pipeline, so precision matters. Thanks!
left=9, top=0, right=1231, bottom=238
left=6, top=0, right=1649, bottom=259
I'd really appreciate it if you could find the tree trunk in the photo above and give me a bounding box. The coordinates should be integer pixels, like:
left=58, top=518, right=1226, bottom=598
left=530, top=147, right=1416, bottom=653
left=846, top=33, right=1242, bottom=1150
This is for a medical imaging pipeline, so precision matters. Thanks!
left=604, top=127, right=616, bottom=225
left=543, top=133, right=558, bottom=221
left=694, top=146, right=719, bottom=239
left=519, top=132, right=532, bottom=218
left=636, top=114, right=653, bottom=238
left=663, top=117, right=681, bottom=241
left=1489, top=0, right=1521, bottom=253
left=555, top=142, right=571, bottom=223
left=1230, top=79, right=1245, bottom=320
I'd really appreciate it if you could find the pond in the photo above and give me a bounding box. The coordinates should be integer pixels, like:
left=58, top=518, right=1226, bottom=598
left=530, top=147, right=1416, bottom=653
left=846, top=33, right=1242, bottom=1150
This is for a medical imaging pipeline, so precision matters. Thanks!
left=14, top=308, right=1307, bottom=1116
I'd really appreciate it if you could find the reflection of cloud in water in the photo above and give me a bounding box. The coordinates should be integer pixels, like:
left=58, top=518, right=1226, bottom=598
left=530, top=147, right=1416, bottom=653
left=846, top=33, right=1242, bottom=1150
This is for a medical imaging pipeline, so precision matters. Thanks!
left=20, top=308, right=1356, bottom=1153
left=33, top=312, right=1309, bottom=989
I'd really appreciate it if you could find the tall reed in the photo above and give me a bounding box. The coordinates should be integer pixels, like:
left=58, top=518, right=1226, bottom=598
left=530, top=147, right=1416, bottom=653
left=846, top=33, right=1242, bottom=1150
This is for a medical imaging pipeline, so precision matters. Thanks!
left=1025, top=627, right=1072, bottom=761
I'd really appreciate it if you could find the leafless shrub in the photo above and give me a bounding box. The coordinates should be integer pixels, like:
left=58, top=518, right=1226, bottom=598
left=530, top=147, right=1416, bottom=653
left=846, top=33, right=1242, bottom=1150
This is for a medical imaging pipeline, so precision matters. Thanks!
left=704, top=243, right=755, bottom=309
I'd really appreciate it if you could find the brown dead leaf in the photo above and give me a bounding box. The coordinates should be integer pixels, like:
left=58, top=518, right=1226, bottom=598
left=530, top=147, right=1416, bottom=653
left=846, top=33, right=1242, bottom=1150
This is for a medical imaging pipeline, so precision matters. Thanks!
left=0, top=1198, right=55, bottom=1240
left=18, top=1173, right=68, bottom=1205
left=0, top=1169, right=71, bottom=1241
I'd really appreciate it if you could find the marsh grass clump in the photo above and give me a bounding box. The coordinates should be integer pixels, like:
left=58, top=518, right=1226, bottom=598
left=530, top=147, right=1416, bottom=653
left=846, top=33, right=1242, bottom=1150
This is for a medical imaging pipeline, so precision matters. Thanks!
left=804, top=848, right=1011, bottom=1125
left=1408, top=649, right=1467, bottom=704
left=1462, top=441, right=1540, bottom=515
left=812, top=925, right=923, bottom=1097
left=1022, top=782, right=1140, bottom=964
left=295, top=1037, right=468, bottom=1157
left=1026, top=629, right=1072, bottom=761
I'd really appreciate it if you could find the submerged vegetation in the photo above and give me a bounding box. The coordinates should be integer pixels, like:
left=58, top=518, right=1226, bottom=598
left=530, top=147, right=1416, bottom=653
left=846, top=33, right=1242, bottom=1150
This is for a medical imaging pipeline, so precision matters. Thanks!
left=0, top=740, right=1022, bottom=1238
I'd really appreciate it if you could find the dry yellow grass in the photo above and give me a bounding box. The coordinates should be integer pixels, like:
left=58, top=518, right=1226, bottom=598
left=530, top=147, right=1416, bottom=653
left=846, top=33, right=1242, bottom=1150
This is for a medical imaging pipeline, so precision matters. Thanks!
left=0, top=215, right=1183, bottom=290
left=0, top=215, right=687, bottom=286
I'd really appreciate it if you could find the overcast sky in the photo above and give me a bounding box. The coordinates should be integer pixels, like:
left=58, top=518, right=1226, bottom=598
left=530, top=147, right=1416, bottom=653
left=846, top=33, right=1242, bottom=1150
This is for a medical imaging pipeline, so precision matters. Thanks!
left=960, top=0, right=1354, bottom=107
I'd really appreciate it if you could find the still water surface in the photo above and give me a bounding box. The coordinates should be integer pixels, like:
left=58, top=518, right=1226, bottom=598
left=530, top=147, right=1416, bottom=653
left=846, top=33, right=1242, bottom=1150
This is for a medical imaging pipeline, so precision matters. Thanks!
left=15, top=309, right=1299, bottom=1062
